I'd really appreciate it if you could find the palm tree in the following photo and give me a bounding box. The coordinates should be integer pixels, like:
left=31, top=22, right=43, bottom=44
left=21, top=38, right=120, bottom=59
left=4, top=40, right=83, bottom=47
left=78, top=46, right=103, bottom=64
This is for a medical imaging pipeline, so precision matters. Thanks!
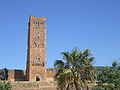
left=112, top=61, right=118, bottom=67
left=54, top=48, right=96, bottom=90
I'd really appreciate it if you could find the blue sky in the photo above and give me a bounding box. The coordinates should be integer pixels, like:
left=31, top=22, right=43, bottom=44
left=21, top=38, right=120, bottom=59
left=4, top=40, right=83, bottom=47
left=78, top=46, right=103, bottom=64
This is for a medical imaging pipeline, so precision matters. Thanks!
left=0, top=0, right=120, bottom=69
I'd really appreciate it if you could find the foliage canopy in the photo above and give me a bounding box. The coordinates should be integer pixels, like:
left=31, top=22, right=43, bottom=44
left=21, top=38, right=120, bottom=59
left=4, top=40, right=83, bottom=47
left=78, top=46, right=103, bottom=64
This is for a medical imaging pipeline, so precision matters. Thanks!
left=54, top=48, right=96, bottom=90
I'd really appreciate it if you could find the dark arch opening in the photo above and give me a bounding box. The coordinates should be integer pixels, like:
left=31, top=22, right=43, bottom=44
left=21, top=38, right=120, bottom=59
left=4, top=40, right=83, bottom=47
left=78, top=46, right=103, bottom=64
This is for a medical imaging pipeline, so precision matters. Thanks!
left=36, top=76, right=40, bottom=81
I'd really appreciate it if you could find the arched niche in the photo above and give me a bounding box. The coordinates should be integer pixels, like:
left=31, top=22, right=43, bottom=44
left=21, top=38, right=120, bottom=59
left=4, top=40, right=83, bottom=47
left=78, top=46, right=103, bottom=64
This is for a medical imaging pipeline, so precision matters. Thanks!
left=35, top=76, right=40, bottom=81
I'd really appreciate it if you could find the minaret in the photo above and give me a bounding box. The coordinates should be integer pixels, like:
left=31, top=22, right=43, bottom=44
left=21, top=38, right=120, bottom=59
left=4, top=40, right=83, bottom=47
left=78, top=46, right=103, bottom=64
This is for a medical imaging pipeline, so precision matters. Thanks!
left=26, top=16, right=46, bottom=81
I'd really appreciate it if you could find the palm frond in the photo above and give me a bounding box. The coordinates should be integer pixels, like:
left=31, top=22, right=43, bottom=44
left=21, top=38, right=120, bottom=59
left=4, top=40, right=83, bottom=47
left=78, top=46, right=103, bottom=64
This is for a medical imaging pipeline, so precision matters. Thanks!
left=54, top=60, right=65, bottom=68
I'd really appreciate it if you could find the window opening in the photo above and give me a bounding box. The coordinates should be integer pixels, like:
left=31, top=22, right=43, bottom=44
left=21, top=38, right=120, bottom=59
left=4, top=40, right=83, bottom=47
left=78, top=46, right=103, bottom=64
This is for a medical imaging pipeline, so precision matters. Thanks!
left=36, top=76, right=40, bottom=81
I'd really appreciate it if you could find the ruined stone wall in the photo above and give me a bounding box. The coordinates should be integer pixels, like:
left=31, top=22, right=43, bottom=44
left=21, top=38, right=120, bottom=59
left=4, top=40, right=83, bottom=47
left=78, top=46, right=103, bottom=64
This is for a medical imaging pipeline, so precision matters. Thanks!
left=8, top=69, right=14, bottom=81
left=46, top=71, right=56, bottom=78
left=14, top=70, right=26, bottom=81
left=8, top=69, right=56, bottom=82
left=8, top=69, right=26, bottom=81
left=46, top=68, right=56, bottom=82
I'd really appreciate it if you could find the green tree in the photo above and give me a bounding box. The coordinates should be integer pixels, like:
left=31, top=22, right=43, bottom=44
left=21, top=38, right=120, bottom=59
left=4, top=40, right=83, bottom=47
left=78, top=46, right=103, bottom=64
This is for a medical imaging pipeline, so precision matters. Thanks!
left=0, top=68, right=8, bottom=81
left=112, top=61, right=118, bottom=67
left=54, top=48, right=96, bottom=90
left=0, top=82, right=12, bottom=90
left=93, top=60, right=120, bottom=90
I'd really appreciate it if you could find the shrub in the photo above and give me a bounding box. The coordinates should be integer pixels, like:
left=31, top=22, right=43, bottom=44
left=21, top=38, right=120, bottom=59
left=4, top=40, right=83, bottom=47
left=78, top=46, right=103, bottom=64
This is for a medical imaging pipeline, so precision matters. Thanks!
left=0, top=82, right=12, bottom=90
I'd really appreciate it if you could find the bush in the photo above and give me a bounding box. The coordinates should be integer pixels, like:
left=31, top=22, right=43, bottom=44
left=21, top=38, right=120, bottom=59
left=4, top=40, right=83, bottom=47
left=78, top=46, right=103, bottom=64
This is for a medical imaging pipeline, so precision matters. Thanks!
left=92, top=84, right=114, bottom=90
left=0, top=82, right=12, bottom=90
left=93, top=61, right=120, bottom=90
left=0, top=68, right=8, bottom=81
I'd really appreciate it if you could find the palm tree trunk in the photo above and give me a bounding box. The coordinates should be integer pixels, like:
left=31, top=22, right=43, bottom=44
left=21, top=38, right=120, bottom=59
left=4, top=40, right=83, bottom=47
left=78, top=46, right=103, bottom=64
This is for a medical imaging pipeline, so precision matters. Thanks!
left=87, top=85, right=89, bottom=90
left=74, top=79, right=81, bottom=90
left=66, top=84, right=70, bottom=90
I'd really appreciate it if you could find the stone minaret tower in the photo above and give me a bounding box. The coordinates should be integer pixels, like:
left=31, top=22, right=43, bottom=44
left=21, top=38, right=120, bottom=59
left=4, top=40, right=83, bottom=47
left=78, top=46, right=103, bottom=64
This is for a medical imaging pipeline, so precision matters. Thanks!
left=26, top=16, right=46, bottom=81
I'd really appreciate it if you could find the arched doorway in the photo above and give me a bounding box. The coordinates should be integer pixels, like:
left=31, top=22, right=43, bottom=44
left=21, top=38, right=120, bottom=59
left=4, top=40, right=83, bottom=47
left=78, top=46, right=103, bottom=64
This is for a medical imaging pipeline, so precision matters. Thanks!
left=36, top=76, right=40, bottom=81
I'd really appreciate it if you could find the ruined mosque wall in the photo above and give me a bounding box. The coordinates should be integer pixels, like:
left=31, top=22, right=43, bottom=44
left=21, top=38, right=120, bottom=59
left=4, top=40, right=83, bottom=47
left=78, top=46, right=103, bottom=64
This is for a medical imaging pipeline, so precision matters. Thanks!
left=8, top=69, right=26, bottom=81
left=7, top=69, right=56, bottom=81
